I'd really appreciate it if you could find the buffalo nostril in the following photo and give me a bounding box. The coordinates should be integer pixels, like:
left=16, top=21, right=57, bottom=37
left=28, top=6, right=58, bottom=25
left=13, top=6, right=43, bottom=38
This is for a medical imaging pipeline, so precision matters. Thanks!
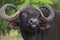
left=30, top=20, right=33, bottom=23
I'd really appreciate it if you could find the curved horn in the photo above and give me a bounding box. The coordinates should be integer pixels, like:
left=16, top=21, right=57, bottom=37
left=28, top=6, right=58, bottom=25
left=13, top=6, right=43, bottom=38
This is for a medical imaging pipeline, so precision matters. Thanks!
left=0, top=4, right=18, bottom=21
left=39, top=6, right=55, bottom=21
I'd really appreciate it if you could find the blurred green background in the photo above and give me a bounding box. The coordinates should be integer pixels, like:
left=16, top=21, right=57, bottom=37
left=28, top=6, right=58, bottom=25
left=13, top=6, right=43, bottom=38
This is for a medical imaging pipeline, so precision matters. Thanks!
left=0, top=0, right=60, bottom=40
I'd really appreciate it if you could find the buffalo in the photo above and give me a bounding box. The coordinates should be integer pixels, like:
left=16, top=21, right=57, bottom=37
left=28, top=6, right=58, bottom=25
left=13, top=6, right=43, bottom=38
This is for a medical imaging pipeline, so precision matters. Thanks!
left=0, top=4, right=60, bottom=40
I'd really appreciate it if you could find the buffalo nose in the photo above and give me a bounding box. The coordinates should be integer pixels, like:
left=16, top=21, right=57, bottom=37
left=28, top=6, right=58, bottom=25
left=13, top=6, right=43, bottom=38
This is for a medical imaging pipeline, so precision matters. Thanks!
left=29, top=18, right=39, bottom=24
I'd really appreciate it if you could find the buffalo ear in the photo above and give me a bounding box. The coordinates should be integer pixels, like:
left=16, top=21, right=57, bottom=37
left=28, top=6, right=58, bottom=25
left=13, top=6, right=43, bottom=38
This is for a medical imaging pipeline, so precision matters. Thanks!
left=8, top=19, right=19, bottom=29
left=39, top=21, right=51, bottom=30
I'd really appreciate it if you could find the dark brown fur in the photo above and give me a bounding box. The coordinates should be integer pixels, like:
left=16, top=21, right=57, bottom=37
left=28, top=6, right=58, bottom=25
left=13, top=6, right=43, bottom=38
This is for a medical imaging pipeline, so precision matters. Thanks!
left=7, top=6, right=60, bottom=40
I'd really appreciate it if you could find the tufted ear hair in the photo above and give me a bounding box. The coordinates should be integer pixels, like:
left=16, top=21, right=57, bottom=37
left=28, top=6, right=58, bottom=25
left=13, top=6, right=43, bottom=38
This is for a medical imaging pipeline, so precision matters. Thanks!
left=7, top=19, right=19, bottom=30
left=39, top=21, right=51, bottom=30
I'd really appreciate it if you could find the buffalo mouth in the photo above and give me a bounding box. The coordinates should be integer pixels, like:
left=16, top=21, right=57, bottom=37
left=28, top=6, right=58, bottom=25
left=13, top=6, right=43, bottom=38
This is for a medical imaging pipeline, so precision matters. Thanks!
left=31, top=24, right=37, bottom=28
left=30, top=23, right=39, bottom=29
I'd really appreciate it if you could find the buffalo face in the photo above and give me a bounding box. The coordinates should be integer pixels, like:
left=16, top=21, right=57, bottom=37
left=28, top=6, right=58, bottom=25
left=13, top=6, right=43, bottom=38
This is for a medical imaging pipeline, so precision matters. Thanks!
left=19, top=6, right=41, bottom=33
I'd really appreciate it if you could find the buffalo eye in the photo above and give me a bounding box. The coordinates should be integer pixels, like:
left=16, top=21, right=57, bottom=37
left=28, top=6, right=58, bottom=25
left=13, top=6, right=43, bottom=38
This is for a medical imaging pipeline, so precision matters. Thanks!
left=22, top=12, right=27, bottom=18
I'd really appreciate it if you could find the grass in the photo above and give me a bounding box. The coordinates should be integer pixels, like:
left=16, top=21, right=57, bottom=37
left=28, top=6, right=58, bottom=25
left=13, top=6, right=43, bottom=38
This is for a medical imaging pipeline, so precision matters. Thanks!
left=0, top=30, right=23, bottom=40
